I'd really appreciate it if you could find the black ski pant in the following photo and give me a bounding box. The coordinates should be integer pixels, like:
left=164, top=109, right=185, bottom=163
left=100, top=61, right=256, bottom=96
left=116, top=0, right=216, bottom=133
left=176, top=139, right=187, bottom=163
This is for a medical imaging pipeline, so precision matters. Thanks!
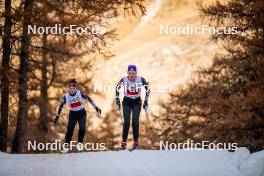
left=122, top=97, right=142, bottom=142
left=65, top=109, right=87, bottom=144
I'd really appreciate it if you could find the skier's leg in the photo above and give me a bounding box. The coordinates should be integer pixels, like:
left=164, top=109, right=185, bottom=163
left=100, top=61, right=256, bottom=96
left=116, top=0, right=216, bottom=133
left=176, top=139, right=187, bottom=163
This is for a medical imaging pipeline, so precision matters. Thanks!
left=77, top=110, right=87, bottom=143
left=132, top=100, right=142, bottom=142
left=65, top=114, right=78, bottom=144
left=122, top=102, right=132, bottom=142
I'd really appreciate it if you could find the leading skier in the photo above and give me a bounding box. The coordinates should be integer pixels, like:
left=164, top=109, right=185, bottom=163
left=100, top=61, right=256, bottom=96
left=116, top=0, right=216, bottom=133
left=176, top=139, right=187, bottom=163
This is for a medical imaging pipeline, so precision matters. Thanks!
left=116, top=65, right=150, bottom=150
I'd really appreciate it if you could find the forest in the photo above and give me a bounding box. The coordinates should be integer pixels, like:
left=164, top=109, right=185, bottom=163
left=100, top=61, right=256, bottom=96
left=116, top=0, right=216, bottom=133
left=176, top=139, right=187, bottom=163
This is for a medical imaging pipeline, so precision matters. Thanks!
left=0, top=0, right=263, bottom=153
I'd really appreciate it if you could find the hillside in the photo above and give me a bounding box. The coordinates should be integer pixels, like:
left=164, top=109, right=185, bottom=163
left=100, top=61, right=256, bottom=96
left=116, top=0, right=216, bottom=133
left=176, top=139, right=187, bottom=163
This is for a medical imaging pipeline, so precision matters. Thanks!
left=92, top=0, right=221, bottom=114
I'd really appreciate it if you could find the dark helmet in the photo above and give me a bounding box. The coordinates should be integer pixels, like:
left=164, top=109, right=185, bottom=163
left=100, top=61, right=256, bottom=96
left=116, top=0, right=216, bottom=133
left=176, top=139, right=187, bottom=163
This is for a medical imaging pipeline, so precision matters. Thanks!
left=68, top=79, right=77, bottom=87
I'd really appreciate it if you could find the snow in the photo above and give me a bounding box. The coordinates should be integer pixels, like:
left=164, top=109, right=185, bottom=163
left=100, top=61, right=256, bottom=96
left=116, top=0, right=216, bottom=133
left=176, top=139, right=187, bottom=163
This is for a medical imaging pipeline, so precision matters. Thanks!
left=239, top=149, right=264, bottom=176
left=0, top=148, right=264, bottom=176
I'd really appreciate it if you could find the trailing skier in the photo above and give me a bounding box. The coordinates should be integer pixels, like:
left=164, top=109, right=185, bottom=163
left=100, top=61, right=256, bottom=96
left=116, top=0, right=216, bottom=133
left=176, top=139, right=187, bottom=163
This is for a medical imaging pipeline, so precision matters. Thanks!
left=116, top=65, right=150, bottom=150
left=55, top=79, right=101, bottom=153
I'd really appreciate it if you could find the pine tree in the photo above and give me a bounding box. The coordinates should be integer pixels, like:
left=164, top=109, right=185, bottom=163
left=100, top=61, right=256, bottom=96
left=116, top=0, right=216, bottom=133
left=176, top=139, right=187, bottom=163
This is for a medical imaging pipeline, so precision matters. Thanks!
left=0, top=0, right=12, bottom=152
left=156, top=0, right=264, bottom=152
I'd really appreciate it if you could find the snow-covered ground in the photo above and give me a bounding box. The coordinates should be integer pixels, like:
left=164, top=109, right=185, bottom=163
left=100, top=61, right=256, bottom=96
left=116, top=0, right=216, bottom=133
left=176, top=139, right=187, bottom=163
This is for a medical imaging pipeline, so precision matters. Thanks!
left=0, top=148, right=264, bottom=176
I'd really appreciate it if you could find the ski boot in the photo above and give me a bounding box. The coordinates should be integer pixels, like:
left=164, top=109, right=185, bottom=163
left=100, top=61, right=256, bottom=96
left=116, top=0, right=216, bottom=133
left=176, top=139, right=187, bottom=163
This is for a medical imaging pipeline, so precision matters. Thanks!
left=77, top=142, right=85, bottom=152
left=60, top=144, right=70, bottom=154
left=130, top=142, right=139, bottom=151
left=120, top=142, right=127, bottom=150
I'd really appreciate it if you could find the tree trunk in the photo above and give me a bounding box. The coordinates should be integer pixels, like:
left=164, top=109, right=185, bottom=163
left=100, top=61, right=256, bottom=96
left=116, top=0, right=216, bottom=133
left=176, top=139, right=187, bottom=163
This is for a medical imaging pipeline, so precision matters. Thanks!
left=12, top=0, right=32, bottom=153
left=39, top=33, right=48, bottom=132
left=0, top=0, right=12, bottom=152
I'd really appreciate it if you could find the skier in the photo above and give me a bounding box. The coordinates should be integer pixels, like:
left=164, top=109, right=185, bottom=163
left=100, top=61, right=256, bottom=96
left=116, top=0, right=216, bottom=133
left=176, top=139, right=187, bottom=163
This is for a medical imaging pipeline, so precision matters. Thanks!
left=116, top=65, right=150, bottom=150
left=55, top=79, right=101, bottom=153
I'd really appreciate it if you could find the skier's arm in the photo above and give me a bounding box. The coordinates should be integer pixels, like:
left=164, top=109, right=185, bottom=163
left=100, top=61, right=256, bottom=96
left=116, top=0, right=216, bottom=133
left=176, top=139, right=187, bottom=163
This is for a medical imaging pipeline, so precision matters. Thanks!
left=55, top=96, right=66, bottom=123
left=81, top=93, right=101, bottom=114
left=81, top=93, right=97, bottom=108
left=142, top=77, right=150, bottom=101
left=115, top=78, right=123, bottom=111
left=56, top=96, right=66, bottom=116
left=116, top=78, right=123, bottom=99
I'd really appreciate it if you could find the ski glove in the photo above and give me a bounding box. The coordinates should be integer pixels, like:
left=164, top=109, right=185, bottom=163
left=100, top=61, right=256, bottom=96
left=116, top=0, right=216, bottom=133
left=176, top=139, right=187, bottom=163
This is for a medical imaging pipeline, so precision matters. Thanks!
left=54, top=115, right=59, bottom=124
left=95, top=107, right=101, bottom=115
left=143, top=100, right=148, bottom=110
left=116, top=98, right=121, bottom=111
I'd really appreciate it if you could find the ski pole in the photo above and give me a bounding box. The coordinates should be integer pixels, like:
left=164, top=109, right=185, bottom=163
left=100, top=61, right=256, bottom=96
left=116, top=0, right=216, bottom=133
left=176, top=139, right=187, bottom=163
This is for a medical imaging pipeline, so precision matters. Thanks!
left=96, top=113, right=102, bottom=120
left=119, top=111, right=124, bottom=125
left=117, top=104, right=124, bottom=125
left=144, top=109, right=152, bottom=129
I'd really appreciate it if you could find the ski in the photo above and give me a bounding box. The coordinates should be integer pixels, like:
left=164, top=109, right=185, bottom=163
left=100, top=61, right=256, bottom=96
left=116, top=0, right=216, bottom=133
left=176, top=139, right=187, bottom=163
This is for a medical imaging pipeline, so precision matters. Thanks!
left=128, top=148, right=140, bottom=152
